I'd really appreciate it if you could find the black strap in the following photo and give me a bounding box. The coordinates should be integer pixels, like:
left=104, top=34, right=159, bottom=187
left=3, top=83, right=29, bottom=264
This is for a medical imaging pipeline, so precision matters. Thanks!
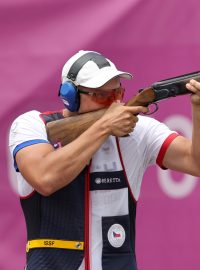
left=40, top=112, right=64, bottom=124
left=67, top=52, right=111, bottom=81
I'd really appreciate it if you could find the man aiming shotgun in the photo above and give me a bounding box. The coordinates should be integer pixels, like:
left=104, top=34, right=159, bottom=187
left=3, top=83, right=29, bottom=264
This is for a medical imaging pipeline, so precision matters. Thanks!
left=46, top=70, right=200, bottom=146
left=9, top=50, right=200, bottom=270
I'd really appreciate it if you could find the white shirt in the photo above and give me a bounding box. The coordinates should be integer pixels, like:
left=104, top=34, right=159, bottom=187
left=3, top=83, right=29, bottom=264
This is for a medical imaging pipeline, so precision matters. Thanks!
left=9, top=110, right=178, bottom=270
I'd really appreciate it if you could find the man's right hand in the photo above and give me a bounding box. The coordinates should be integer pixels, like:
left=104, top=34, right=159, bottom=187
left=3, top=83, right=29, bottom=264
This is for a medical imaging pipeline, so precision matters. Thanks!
left=101, top=102, right=148, bottom=137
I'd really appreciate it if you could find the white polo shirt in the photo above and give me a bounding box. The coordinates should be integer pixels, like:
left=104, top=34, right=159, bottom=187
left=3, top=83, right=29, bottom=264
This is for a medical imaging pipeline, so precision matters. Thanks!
left=9, top=110, right=178, bottom=270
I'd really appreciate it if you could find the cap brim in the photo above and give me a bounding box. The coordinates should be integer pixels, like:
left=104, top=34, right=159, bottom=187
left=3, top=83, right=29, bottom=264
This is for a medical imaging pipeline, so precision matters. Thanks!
left=79, top=68, right=133, bottom=88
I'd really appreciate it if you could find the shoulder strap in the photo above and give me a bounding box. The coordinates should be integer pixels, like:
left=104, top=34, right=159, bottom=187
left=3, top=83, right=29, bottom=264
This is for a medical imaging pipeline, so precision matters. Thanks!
left=40, top=111, right=64, bottom=125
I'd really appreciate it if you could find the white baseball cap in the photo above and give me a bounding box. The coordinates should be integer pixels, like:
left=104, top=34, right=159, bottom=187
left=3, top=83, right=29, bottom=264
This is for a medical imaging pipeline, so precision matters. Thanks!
left=61, top=50, right=132, bottom=88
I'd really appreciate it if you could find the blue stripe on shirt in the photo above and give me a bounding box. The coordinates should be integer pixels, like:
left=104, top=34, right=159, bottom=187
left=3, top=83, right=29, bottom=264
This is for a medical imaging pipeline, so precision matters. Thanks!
left=13, top=139, right=49, bottom=171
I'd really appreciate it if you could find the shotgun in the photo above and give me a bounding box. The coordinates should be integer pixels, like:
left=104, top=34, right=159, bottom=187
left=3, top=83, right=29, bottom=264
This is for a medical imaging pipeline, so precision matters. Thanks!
left=46, top=71, right=200, bottom=146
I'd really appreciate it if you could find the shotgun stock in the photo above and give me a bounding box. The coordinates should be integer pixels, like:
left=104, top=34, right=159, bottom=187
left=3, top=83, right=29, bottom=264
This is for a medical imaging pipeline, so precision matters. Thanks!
left=46, top=71, right=200, bottom=146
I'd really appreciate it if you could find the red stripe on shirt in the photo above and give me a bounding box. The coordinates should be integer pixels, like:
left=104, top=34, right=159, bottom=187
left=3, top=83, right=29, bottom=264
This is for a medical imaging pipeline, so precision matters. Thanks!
left=156, top=133, right=179, bottom=169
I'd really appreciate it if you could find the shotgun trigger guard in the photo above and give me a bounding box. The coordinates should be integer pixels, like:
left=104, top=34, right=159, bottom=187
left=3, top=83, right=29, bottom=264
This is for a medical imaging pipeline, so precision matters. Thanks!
left=143, top=102, right=158, bottom=115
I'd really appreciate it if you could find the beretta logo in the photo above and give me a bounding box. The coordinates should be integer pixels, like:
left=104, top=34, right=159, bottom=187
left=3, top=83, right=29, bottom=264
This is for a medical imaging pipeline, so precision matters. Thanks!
left=95, top=177, right=121, bottom=184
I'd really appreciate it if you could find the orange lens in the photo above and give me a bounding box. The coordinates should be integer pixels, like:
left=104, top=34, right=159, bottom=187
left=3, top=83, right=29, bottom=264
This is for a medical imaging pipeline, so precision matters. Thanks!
left=91, top=87, right=124, bottom=104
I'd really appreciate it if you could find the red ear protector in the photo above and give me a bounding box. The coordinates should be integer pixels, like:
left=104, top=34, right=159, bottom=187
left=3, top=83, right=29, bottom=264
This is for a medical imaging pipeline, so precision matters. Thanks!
left=59, top=52, right=111, bottom=112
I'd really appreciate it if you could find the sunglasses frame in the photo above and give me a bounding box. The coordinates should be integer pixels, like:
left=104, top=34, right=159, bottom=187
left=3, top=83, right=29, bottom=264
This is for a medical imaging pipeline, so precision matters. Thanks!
left=78, top=86, right=125, bottom=103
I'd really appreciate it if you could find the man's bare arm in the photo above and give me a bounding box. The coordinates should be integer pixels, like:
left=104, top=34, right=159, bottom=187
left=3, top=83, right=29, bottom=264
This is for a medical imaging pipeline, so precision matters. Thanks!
left=163, top=79, right=200, bottom=176
left=16, top=104, right=147, bottom=196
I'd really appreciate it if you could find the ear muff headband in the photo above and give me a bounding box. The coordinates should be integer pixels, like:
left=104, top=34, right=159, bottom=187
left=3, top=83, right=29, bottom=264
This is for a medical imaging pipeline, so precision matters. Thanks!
left=67, top=52, right=111, bottom=81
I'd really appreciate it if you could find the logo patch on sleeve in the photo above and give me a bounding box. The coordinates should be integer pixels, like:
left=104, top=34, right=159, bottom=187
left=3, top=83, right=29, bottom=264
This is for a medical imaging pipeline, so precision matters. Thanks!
left=107, top=223, right=126, bottom=248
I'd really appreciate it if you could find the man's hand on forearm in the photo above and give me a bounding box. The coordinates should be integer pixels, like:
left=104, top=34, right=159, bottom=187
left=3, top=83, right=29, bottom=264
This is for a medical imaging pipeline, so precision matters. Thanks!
left=186, top=79, right=200, bottom=105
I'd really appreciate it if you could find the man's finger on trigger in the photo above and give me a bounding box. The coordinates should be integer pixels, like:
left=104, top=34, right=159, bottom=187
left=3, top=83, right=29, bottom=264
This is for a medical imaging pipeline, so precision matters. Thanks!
left=135, top=106, right=149, bottom=114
